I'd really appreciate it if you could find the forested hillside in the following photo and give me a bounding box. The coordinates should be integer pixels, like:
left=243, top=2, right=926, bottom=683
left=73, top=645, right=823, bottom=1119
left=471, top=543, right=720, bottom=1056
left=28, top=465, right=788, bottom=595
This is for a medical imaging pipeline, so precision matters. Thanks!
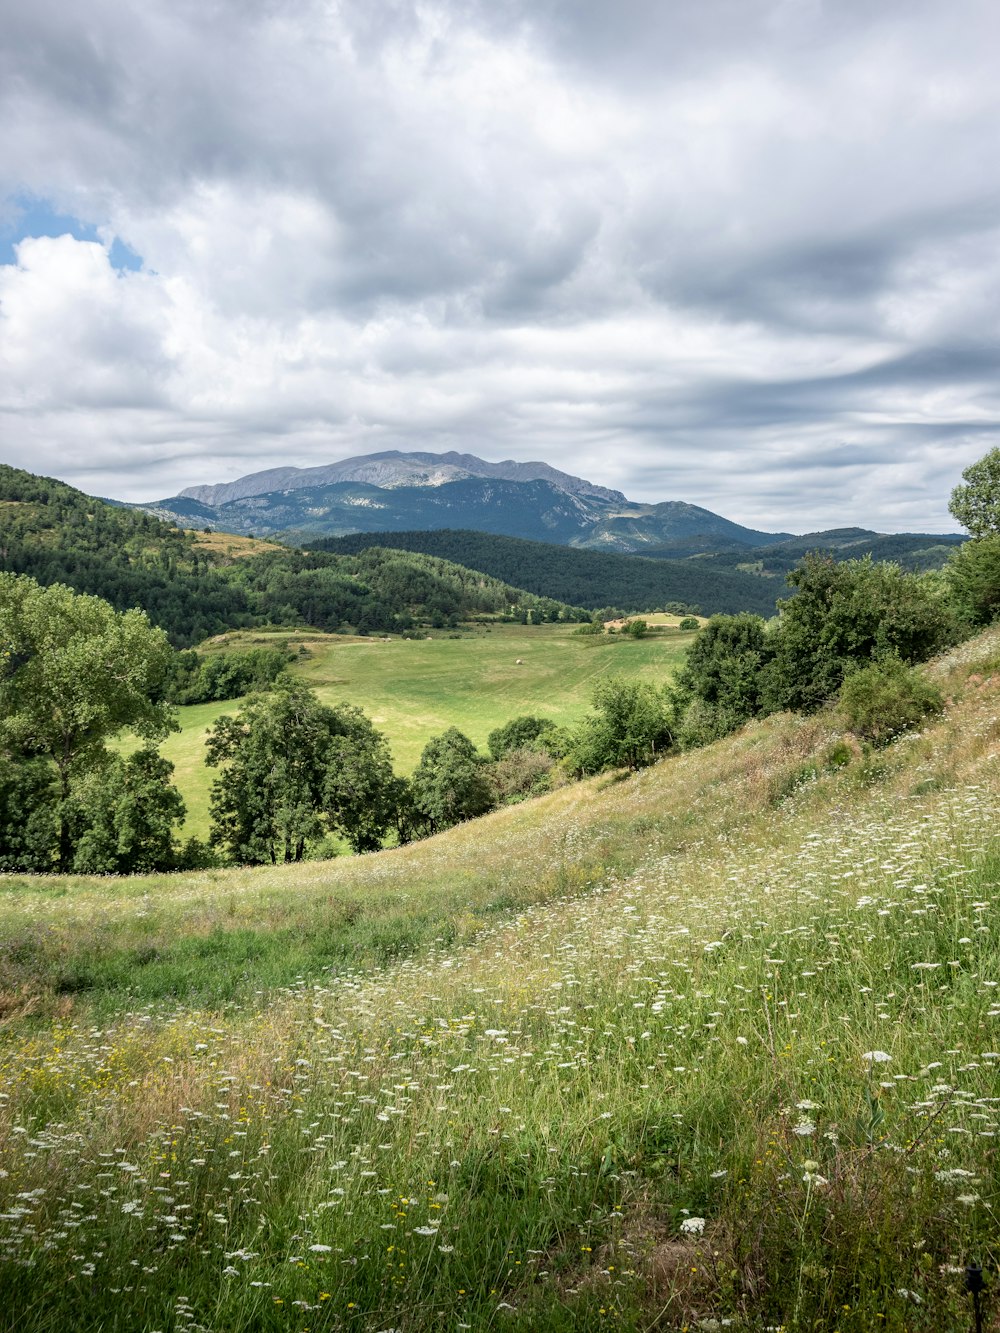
left=310, top=529, right=783, bottom=616
left=694, top=526, right=966, bottom=576
left=0, top=466, right=254, bottom=646
left=0, top=467, right=587, bottom=645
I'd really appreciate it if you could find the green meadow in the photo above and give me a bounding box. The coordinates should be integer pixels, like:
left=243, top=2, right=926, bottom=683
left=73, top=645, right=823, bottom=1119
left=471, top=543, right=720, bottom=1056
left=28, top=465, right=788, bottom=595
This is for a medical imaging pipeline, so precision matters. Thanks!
left=2, top=627, right=999, bottom=1331
left=153, top=620, right=697, bottom=841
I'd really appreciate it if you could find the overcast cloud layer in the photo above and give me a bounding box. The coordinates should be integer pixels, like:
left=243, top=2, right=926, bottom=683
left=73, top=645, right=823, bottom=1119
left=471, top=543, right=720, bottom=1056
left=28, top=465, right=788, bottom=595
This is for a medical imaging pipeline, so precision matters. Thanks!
left=2, top=0, right=999, bottom=531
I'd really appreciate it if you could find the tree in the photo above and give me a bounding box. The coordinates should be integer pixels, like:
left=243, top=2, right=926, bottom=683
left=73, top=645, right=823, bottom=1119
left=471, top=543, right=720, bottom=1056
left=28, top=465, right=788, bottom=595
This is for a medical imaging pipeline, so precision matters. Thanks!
left=207, top=680, right=329, bottom=864
left=0, top=575, right=176, bottom=869
left=323, top=707, right=401, bottom=853
left=946, top=533, right=1000, bottom=626
left=623, top=618, right=648, bottom=638
left=206, top=680, right=400, bottom=863
left=72, top=748, right=186, bottom=874
left=411, top=728, right=494, bottom=833
left=487, top=715, right=557, bottom=760
left=761, top=556, right=956, bottom=715
left=949, top=447, right=1000, bottom=537
left=674, top=613, right=771, bottom=746
left=566, top=677, right=673, bottom=775
left=0, top=755, right=58, bottom=872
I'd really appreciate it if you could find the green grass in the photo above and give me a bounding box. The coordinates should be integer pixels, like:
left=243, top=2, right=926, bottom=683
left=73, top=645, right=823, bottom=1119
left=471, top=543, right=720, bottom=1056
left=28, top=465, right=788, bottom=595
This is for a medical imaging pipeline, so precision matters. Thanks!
left=4, top=628, right=999, bottom=1331
left=149, top=621, right=695, bottom=840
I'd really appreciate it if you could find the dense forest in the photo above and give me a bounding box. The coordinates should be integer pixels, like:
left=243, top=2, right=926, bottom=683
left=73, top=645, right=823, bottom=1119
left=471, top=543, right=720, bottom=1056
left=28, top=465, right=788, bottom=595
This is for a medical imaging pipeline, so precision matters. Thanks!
left=309, top=529, right=782, bottom=616
left=0, top=468, right=254, bottom=646
left=0, top=467, right=587, bottom=645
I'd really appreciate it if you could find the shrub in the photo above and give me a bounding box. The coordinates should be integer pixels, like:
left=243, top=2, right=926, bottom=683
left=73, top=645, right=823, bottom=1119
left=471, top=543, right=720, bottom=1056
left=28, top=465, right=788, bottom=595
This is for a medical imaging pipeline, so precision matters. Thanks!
left=565, top=677, right=673, bottom=774
left=487, top=747, right=554, bottom=803
left=837, top=657, right=944, bottom=746
left=678, top=616, right=700, bottom=631
left=675, top=697, right=749, bottom=750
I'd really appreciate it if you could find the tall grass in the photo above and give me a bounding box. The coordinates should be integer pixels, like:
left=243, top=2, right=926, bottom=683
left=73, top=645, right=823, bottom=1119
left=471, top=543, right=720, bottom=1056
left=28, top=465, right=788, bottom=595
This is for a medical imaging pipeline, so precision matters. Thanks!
left=1, top=628, right=999, bottom=1331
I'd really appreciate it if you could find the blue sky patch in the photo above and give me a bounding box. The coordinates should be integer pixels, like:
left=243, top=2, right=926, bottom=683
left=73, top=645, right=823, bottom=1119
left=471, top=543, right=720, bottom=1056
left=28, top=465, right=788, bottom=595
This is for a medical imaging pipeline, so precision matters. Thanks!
left=0, top=196, right=143, bottom=271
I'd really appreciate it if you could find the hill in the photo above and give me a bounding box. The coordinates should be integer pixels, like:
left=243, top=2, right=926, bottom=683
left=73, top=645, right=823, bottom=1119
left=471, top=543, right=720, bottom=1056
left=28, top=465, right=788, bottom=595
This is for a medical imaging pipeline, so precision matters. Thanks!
left=0, top=465, right=588, bottom=645
left=0, top=464, right=256, bottom=646
left=1, top=624, right=998, bottom=1331
left=691, top=525, right=966, bottom=577
left=310, top=528, right=785, bottom=616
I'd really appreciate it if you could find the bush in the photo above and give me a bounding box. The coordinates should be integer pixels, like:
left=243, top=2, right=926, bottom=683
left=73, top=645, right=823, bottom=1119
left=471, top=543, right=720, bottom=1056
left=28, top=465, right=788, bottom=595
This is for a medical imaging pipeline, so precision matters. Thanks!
left=837, top=657, right=944, bottom=746
left=565, top=677, right=673, bottom=775
left=487, top=747, right=554, bottom=803
left=678, top=616, right=700, bottom=631
left=675, top=697, right=750, bottom=750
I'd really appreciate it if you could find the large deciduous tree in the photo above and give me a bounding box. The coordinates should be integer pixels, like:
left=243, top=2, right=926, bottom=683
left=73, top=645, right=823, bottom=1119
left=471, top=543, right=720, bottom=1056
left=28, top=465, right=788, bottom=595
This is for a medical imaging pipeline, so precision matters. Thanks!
left=949, top=447, right=1000, bottom=537
left=411, top=728, right=494, bottom=833
left=0, top=575, right=177, bottom=870
left=206, top=680, right=400, bottom=863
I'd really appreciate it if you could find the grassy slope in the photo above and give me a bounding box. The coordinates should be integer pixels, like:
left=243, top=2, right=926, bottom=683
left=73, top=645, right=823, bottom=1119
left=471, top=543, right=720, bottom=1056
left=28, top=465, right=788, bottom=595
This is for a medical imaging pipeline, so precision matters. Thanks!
left=2, top=628, right=999, bottom=1331
left=150, top=621, right=696, bottom=841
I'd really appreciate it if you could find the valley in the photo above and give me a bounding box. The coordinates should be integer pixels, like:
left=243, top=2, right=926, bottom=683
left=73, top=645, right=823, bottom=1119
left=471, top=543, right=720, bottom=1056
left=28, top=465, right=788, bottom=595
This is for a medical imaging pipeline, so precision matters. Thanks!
left=144, top=619, right=697, bottom=841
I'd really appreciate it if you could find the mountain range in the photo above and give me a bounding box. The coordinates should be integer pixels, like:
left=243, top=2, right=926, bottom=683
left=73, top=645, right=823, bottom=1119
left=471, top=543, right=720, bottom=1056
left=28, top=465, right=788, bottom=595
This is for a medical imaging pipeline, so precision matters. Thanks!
left=140, top=450, right=796, bottom=554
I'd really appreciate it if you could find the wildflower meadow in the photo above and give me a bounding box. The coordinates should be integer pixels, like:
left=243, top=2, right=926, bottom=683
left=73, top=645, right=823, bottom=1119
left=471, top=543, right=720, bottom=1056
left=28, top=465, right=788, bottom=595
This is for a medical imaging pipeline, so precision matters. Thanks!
left=1, top=628, right=999, bottom=1331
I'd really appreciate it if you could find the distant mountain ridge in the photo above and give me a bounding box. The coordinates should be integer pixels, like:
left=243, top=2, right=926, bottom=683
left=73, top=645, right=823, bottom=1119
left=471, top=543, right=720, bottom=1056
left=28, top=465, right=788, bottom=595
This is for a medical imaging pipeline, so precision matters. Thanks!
left=145, top=450, right=795, bottom=553
left=178, top=450, right=627, bottom=506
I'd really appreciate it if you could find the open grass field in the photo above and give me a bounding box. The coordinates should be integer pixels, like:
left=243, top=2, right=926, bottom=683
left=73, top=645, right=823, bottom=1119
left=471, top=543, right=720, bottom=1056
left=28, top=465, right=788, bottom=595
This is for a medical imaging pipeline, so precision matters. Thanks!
left=3, top=628, right=1000, bottom=1330
left=191, top=531, right=285, bottom=559
left=153, top=621, right=697, bottom=841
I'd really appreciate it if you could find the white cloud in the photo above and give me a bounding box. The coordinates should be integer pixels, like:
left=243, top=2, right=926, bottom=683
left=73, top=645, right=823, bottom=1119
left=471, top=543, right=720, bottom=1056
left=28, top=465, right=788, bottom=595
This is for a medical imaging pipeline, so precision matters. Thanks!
left=1, top=0, right=999, bottom=529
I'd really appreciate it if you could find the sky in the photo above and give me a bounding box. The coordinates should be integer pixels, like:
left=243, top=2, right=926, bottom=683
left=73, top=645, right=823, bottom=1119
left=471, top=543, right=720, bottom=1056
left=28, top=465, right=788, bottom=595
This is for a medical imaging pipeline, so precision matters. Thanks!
left=1, top=0, right=999, bottom=532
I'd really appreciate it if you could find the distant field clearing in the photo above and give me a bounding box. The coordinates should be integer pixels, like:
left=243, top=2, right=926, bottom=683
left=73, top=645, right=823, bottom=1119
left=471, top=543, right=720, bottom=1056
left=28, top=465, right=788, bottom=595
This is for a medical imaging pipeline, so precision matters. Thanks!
left=150, top=620, right=696, bottom=840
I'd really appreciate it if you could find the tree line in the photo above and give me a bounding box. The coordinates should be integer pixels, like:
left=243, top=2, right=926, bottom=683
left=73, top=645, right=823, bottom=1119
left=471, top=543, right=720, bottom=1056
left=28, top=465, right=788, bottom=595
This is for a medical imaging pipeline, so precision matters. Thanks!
left=310, top=529, right=781, bottom=617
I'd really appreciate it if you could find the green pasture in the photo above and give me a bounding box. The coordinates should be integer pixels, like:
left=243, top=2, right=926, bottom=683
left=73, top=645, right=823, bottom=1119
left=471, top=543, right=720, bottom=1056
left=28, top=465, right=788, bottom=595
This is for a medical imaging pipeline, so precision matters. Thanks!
left=152, top=621, right=695, bottom=841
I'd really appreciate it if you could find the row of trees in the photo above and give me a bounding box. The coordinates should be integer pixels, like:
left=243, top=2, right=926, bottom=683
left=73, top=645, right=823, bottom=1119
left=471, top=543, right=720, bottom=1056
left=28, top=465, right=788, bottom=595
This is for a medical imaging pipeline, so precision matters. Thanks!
left=199, top=673, right=676, bottom=865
